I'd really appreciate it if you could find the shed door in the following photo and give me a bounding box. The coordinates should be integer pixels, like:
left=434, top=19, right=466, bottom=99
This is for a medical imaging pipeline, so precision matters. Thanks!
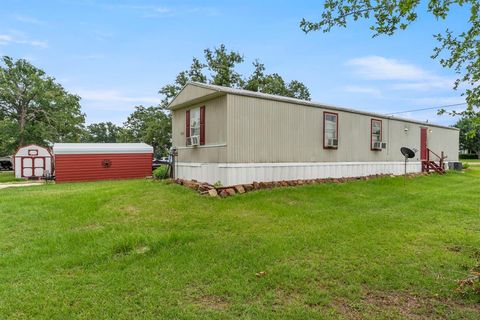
left=420, top=127, right=428, bottom=160
left=34, top=158, right=45, bottom=176
left=22, top=158, right=33, bottom=177
left=22, top=157, right=45, bottom=177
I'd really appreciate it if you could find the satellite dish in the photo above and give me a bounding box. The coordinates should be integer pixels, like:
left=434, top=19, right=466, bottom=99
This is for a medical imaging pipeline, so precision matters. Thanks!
left=400, top=147, right=415, bottom=159
left=400, top=147, right=416, bottom=186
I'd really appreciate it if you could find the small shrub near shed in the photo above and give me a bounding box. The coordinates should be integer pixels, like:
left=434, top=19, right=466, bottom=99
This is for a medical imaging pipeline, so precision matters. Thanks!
left=153, top=165, right=169, bottom=179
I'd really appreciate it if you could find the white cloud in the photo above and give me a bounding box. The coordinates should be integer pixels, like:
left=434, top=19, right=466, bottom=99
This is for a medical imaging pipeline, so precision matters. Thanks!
left=13, top=14, right=46, bottom=25
left=346, top=55, right=454, bottom=91
left=0, top=35, right=13, bottom=45
left=402, top=96, right=466, bottom=108
left=0, top=33, right=48, bottom=48
left=105, top=4, right=172, bottom=17
left=77, top=89, right=161, bottom=105
left=104, top=3, right=218, bottom=18
left=343, top=85, right=382, bottom=97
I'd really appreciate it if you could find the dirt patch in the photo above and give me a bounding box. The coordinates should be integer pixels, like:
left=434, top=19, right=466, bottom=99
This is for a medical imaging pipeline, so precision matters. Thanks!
left=333, top=290, right=480, bottom=319
left=195, top=295, right=230, bottom=311
left=73, top=223, right=104, bottom=232
left=272, top=288, right=303, bottom=308
left=123, top=205, right=140, bottom=215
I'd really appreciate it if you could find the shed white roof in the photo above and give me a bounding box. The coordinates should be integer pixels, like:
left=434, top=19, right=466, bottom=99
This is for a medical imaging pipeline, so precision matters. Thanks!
left=53, top=143, right=153, bottom=155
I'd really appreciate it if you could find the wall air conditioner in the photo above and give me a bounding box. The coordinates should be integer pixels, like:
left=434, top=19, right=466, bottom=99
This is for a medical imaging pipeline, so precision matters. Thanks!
left=326, top=138, right=338, bottom=148
left=372, top=141, right=382, bottom=150
left=186, top=135, right=200, bottom=146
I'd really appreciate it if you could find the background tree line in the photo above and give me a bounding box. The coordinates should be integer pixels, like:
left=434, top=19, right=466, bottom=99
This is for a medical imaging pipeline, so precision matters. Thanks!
left=0, top=45, right=310, bottom=158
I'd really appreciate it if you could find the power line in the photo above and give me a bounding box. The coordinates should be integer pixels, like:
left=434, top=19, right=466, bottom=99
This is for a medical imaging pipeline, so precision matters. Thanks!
left=387, top=102, right=467, bottom=115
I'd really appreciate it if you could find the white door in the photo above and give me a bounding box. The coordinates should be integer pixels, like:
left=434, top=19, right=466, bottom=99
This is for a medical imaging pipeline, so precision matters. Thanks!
left=22, top=158, right=33, bottom=177
left=34, top=158, right=45, bottom=177
left=22, top=157, right=45, bottom=177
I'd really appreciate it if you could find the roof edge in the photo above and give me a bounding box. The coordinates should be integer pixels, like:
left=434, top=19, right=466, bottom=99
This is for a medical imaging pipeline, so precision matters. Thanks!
left=172, top=82, right=460, bottom=131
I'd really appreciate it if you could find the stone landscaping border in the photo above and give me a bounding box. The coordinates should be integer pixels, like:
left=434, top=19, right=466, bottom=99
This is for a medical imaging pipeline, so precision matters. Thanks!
left=173, top=172, right=428, bottom=197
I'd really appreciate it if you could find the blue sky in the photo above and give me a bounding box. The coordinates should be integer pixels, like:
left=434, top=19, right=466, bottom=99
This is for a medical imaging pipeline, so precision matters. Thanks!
left=0, top=0, right=469, bottom=125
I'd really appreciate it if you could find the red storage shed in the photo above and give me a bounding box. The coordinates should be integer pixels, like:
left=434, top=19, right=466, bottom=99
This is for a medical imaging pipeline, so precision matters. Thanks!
left=52, top=143, right=154, bottom=183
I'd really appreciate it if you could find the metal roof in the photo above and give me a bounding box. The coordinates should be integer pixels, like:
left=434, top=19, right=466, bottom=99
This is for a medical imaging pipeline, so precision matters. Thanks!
left=169, top=82, right=459, bottom=131
left=53, top=143, right=153, bottom=155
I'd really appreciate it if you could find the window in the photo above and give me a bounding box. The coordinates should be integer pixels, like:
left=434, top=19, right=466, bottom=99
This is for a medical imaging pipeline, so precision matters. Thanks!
left=371, top=119, right=382, bottom=150
left=323, top=112, right=338, bottom=149
left=185, top=106, right=205, bottom=146
left=190, top=107, right=200, bottom=137
left=28, top=149, right=38, bottom=156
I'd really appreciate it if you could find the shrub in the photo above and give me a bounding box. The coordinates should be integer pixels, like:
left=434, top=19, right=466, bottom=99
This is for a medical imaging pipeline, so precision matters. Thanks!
left=459, top=154, right=479, bottom=159
left=153, top=165, right=169, bottom=179
left=462, top=162, right=470, bottom=170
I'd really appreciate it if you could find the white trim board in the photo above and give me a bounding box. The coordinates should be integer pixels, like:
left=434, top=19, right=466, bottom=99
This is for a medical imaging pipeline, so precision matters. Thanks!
left=174, top=161, right=425, bottom=186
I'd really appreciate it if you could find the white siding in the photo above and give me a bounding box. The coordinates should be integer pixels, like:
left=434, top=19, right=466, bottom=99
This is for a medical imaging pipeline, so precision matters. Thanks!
left=176, top=161, right=423, bottom=186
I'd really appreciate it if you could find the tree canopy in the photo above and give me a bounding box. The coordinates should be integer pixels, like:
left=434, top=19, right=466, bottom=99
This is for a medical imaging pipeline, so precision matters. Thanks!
left=81, top=122, right=123, bottom=143
left=122, top=106, right=171, bottom=158
left=300, top=1, right=480, bottom=113
left=159, top=44, right=311, bottom=108
left=455, top=114, right=480, bottom=157
left=0, top=56, right=85, bottom=155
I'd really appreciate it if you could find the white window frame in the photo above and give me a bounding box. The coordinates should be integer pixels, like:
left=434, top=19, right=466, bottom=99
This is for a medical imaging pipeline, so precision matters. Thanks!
left=190, top=107, right=200, bottom=138
left=371, top=119, right=382, bottom=150
left=323, top=112, right=338, bottom=149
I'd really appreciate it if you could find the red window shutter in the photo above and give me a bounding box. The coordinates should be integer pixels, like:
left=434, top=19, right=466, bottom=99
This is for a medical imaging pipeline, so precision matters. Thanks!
left=200, top=106, right=205, bottom=145
left=185, top=110, right=190, bottom=145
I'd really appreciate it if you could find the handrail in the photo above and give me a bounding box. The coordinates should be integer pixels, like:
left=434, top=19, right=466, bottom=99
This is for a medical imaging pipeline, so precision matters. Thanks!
left=427, top=148, right=443, bottom=161
left=426, top=148, right=446, bottom=172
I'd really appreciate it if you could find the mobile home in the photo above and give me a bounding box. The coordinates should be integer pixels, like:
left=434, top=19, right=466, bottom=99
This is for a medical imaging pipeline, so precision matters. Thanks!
left=170, top=82, right=459, bottom=186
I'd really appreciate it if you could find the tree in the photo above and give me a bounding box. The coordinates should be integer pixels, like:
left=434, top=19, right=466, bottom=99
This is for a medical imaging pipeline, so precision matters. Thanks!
left=454, top=115, right=480, bottom=158
left=122, top=106, right=171, bottom=158
left=300, top=1, right=480, bottom=113
left=0, top=56, right=85, bottom=154
left=159, top=44, right=311, bottom=107
left=82, top=122, right=123, bottom=143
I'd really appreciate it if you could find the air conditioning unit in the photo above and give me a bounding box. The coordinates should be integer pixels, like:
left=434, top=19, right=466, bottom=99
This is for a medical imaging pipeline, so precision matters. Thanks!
left=372, top=141, right=382, bottom=150
left=186, top=135, right=200, bottom=146
left=326, top=138, right=338, bottom=148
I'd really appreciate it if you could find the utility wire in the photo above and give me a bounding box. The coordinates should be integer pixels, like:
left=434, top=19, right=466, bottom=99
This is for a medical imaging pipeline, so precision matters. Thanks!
left=387, top=102, right=467, bottom=115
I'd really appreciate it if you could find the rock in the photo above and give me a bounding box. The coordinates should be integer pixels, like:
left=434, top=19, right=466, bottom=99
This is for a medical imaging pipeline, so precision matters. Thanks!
left=280, top=181, right=288, bottom=187
left=183, top=180, right=199, bottom=190
left=243, top=184, right=254, bottom=192
left=234, top=185, right=245, bottom=194
left=198, top=183, right=214, bottom=192
left=261, top=182, right=272, bottom=188
left=255, top=271, right=267, bottom=278
left=219, top=190, right=229, bottom=198
left=253, top=182, right=260, bottom=189
left=225, top=188, right=236, bottom=196
left=208, top=189, right=218, bottom=197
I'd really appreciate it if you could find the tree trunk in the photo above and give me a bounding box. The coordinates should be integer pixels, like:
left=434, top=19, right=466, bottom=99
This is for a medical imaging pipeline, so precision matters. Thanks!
left=18, top=105, right=26, bottom=146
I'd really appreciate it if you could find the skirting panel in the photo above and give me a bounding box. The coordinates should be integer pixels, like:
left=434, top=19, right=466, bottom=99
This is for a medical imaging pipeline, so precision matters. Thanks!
left=175, top=161, right=423, bottom=186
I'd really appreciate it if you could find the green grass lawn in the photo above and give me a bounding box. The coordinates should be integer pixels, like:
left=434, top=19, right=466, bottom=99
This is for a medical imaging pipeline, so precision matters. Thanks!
left=0, top=169, right=479, bottom=319
left=0, top=171, right=23, bottom=183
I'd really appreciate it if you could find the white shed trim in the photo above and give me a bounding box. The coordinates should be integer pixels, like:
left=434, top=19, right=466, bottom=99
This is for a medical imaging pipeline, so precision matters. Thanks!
left=53, top=143, right=154, bottom=155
